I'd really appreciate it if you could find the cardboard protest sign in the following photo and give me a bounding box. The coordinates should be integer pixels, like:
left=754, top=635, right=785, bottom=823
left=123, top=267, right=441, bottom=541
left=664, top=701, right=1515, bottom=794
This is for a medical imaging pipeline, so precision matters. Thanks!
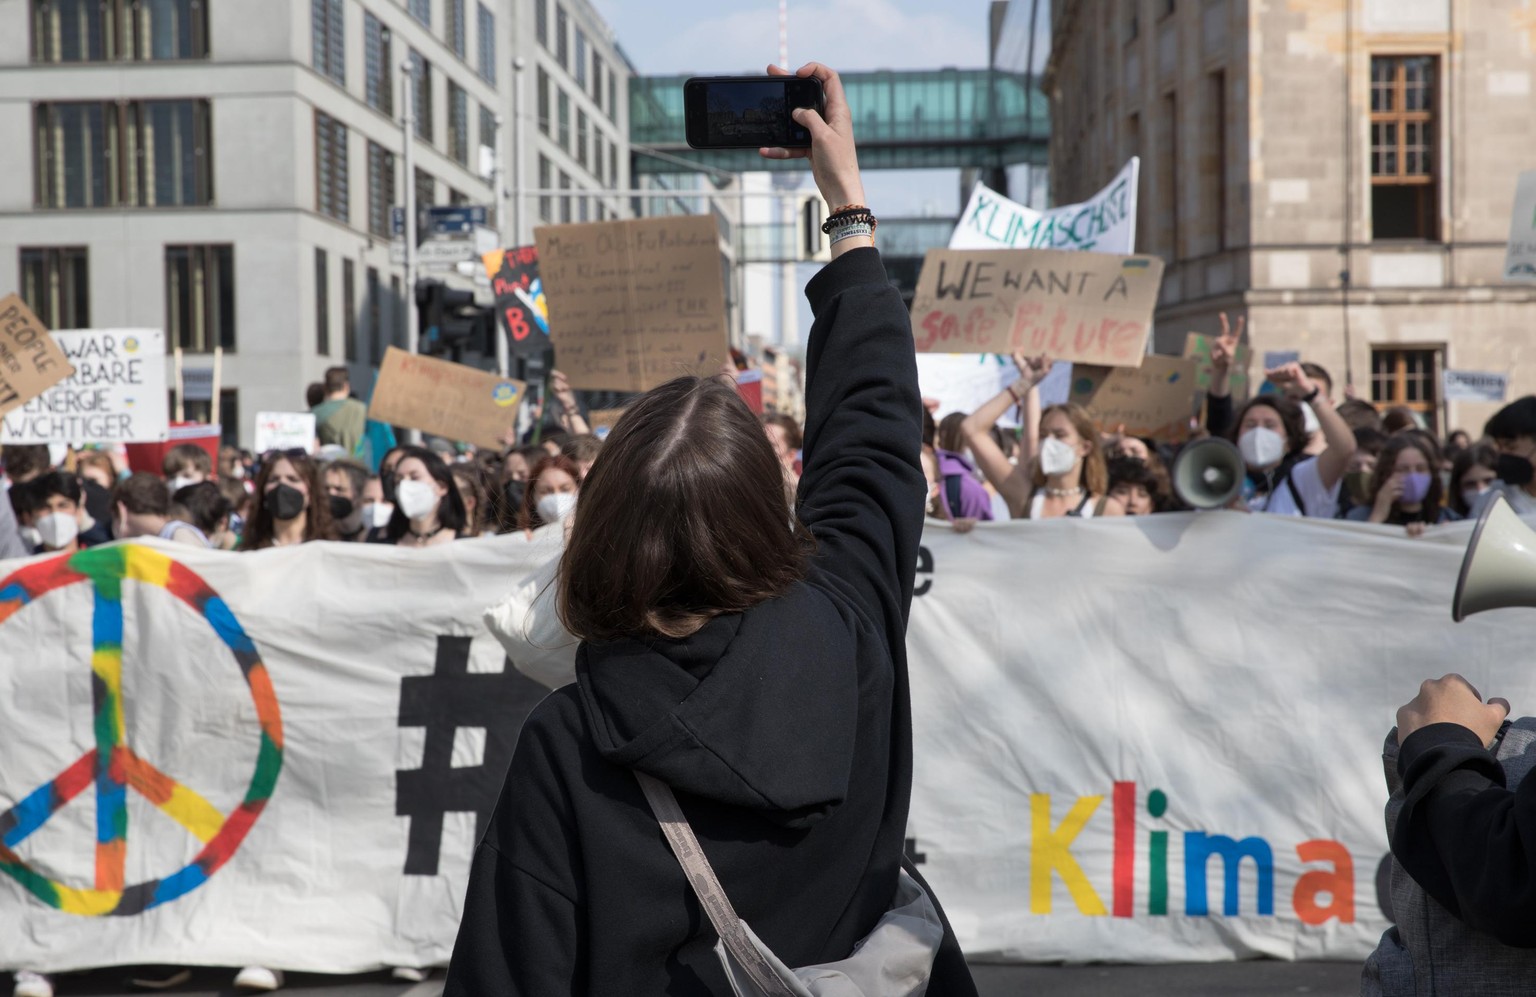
left=1184, top=332, right=1251, bottom=395
left=482, top=246, right=550, bottom=357
left=1068, top=355, right=1199, bottom=441
left=1, top=329, right=167, bottom=444
left=1505, top=170, right=1536, bottom=283
left=368, top=347, right=525, bottom=450
left=910, top=248, right=1165, bottom=367
left=951, top=158, right=1140, bottom=254
left=0, top=295, right=75, bottom=418
left=534, top=216, right=729, bottom=392
left=254, top=412, right=316, bottom=454
left=587, top=407, right=628, bottom=436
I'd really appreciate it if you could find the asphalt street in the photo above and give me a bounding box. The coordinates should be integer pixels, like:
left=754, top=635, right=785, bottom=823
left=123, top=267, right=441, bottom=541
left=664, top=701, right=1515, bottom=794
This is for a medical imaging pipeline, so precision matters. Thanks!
left=17, top=960, right=1367, bottom=996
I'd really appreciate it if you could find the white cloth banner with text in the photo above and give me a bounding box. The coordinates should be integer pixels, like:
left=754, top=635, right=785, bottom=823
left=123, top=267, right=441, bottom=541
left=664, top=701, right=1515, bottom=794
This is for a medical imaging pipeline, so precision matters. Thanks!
left=1, top=514, right=1529, bottom=971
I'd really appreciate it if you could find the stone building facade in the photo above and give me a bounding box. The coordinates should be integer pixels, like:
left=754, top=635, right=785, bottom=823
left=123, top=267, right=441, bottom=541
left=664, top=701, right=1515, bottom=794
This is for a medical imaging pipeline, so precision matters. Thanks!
left=1046, top=0, right=1536, bottom=434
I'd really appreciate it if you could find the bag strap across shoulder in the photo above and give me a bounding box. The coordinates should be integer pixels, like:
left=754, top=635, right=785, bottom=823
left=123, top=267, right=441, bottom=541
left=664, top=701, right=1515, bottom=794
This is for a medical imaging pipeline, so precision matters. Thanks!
left=634, top=771, right=797, bottom=997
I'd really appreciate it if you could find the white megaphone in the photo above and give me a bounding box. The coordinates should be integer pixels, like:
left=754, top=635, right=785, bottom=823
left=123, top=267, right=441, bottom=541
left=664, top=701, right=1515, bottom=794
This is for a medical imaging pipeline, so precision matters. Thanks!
left=1172, top=437, right=1247, bottom=510
left=1452, top=494, right=1536, bottom=622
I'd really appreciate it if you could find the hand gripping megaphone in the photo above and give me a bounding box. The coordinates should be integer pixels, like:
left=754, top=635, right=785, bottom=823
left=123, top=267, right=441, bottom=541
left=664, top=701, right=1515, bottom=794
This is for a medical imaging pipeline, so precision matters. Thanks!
left=1172, top=437, right=1247, bottom=510
left=1452, top=494, right=1536, bottom=622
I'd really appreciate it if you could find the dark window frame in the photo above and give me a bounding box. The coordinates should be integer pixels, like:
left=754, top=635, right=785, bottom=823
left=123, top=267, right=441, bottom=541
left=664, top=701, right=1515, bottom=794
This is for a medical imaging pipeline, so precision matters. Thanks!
left=19, top=246, right=90, bottom=330
left=1370, top=54, right=1441, bottom=241
left=31, top=0, right=209, bottom=63
left=315, top=110, right=350, bottom=222
left=367, top=140, right=397, bottom=238
left=34, top=98, right=212, bottom=209
left=342, top=258, right=357, bottom=363
left=315, top=247, right=331, bottom=356
left=448, top=82, right=470, bottom=165
left=476, top=3, right=495, bottom=82
left=165, top=243, right=235, bottom=354
left=365, top=12, right=394, bottom=116
left=312, top=0, right=345, bottom=85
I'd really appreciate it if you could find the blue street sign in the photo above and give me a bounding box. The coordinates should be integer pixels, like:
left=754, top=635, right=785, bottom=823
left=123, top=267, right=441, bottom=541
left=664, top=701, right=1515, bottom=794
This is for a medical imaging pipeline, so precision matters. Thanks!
left=425, top=205, right=489, bottom=235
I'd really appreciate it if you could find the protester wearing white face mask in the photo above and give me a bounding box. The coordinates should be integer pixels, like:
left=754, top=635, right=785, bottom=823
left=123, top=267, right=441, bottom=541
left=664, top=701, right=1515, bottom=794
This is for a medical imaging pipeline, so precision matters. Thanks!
left=12, top=472, right=86, bottom=555
left=958, top=353, right=1125, bottom=519
left=384, top=447, right=467, bottom=548
left=1226, top=363, right=1355, bottom=517
left=516, top=454, right=581, bottom=539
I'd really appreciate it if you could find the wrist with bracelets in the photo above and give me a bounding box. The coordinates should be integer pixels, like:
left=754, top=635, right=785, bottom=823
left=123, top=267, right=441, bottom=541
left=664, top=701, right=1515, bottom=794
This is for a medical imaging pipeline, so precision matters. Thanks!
left=821, top=203, right=878, bottom=245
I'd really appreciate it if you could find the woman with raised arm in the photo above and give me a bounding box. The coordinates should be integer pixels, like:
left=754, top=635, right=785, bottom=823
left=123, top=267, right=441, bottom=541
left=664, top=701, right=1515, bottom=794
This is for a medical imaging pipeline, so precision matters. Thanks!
left=443, top=63, right=976, bottom=996
left=959, top=352, right=1125, bottom=519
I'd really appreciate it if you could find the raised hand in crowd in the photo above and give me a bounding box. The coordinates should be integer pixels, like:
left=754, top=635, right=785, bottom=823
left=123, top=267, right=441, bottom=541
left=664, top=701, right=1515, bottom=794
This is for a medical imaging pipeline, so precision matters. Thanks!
left=547, top=369, right=590, bottom=436
left=1207, top=311, right=1244, bottom=400
left=761, top=62, right=869, bottom=258
left=1264, top=361, right=1355, bottom=495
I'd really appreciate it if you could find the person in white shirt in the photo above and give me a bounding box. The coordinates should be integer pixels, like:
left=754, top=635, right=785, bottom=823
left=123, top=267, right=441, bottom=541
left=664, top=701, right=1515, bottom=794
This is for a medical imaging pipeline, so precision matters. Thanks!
left=1228, top=363, right=1356, bottom=518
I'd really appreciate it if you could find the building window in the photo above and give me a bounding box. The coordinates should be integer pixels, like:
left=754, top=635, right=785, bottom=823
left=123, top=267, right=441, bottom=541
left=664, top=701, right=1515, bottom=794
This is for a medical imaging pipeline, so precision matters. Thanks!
left=34, top=100, right=213, bottom=209
left=576, top=109, right=588, bottom=169
left=367, top=141, right=396, bottom=238
left=1371, top=55, right=1439, bottom=241
left=607, top=69, right=616, bottom=124
left=342, top=259, right=357, bottom=362
left=557, top=90, right=570, bottom=150
left=536, top=0, right=547, bottom=48
left=479, top=104, right=497, bottom=177
left=20, top=247, right=90, bottom=330
left=593, top=132, right=603, bottom=183
left=448, top=82, right=469, bottom=165
left=448, top=0, right=466, bottom=58
left=312, top=0, right=344, bottom=85
left=415, top=167, right=434, bottom=208
left=476, top=3, right=495, bottom=82
left=609, top=142, right=618, bottom=187
left=315, top=248, right=330, bottom=355
left=538, top=155, right=551, bottom=221
left=365, top=13, right=393, bottom=116
left=1371, top=347, right=1440, bottom=432
left=409, top=50, right=433, bottom=143
left=558, top=171, right=571, bottom=222
left=166, top=244, right=234, bottom=353
left=367, top=266, right=383, bottom=364
left=593, top=57, right=604, bottom=108
left=575, top=29, right=587, bottom=89
left=315, top=111, right=349, bottom=222
left=390, top=274, right=404, bottom=349
left=449, top=187, right=469, bottom=205
left=555, top=4, right=567, bottom=68
left=408, top=0, right=430, bottom=27
left=181, top=389, right=238, bottom=447
left=578, top=192, right=588, bottom=222
left=537, top=68, right=551, bottom=135
left=31, top=0, right=208, bottom=63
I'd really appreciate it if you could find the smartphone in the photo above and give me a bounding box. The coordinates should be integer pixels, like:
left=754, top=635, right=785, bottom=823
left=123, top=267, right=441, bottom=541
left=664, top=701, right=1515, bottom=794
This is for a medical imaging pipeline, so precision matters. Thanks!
left=683, top=75, right=826, bottom=150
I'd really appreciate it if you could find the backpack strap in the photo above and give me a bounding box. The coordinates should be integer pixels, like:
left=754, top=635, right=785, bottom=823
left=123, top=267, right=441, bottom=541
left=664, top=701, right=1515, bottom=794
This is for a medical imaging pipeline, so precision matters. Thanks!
left=1283, top=471, right=1308, bottom=517
left=633, top=771, right=797, bottom=997
left=943, top=474, right=964, bottom=519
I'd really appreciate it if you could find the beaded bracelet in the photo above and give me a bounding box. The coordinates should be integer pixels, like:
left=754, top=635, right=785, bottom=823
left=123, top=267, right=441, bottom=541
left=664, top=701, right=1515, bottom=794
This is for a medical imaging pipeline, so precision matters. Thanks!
left=822, top=208, right=878, bottom=235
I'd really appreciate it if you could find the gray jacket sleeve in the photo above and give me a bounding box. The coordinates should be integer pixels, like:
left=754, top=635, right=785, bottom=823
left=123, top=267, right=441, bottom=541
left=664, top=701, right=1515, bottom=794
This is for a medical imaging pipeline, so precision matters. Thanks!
left=0, top=487, right=29, bottom=560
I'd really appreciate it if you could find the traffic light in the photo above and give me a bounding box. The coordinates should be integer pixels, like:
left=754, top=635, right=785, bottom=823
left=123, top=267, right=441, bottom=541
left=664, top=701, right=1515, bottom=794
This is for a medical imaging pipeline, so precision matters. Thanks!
left=799, top=196, right=830, bottom=262
left=415, top=279, right=478, bottom=357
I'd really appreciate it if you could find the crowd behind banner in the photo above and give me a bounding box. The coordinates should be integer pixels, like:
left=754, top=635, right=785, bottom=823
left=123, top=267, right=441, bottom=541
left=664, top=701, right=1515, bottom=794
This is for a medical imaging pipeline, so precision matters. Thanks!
left=2, top=321, right=1534, bottom=995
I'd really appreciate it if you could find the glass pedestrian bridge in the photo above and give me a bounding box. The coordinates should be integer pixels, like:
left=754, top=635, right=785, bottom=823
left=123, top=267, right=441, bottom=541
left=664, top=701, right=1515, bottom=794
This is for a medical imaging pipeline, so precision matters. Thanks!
left=630, top=69, right=1050, bottom=174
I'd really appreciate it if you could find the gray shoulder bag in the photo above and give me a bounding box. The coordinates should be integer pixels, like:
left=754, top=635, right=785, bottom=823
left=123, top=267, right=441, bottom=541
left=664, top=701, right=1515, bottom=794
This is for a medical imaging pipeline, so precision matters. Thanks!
left=634, top=771, right=944, bottom=997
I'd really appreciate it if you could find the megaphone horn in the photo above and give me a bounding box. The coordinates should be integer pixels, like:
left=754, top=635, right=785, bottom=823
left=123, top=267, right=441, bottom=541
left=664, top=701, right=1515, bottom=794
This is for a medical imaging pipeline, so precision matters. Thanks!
left=1172, top=437, right=1246, bottom=511
left=1452, top=495, right=1536, bottom=622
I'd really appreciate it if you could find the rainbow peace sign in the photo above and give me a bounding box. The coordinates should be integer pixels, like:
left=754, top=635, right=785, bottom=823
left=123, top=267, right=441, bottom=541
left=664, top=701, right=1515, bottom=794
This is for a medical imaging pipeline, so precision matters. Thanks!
left=0, top=544, right=283, bottom=916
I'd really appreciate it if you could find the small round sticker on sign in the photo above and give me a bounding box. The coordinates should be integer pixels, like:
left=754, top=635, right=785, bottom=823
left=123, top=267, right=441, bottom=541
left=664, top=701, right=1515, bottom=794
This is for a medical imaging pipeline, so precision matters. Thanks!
left=122, top=337, right=140, bottom=354
left=492, top=382, right=519, bottom=407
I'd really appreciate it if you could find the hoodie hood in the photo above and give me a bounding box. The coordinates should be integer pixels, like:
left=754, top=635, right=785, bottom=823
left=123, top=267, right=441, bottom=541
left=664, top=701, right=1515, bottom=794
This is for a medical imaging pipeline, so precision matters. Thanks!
left=576, top=581, right=858, bottom=828
left=935, top=449, right=978, bottom=478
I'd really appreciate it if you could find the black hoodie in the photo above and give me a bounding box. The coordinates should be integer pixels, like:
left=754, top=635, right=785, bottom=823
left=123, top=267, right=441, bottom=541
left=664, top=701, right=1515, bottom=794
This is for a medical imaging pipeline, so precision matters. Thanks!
left=442, top=249, right=978, bottom=995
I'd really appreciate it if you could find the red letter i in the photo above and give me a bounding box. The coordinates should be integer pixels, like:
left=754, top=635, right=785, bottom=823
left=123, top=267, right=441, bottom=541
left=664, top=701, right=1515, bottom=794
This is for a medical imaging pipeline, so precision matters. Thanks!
left=1112, top=781, right=1135, bottom=918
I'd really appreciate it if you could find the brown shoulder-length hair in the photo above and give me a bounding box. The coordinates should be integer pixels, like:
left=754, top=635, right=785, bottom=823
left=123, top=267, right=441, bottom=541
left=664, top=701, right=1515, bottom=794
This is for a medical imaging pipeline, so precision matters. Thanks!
left=1368, top=434, right=1444, bottom=523
left=518, top=454, right=583, bottom=532
left=1031, top=403, right=1109, bottom=495
left=243, top=452, right=334, bottom=550
left=1229, top=395, right=1308, bottom=457
left=559, top=376, right=816, bottom=642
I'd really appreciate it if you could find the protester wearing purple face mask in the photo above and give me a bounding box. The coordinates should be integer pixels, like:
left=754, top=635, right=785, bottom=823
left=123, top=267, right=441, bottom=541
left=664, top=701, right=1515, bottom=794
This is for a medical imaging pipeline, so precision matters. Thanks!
left=1346, top=435, right=1460, bottom=537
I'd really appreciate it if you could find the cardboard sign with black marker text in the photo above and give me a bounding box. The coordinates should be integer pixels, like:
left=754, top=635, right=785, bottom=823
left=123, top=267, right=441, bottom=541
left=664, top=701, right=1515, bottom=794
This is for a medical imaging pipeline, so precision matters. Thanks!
left=535, top=216, right=730, bottom=392
left=1068, top=355, right=1200, bottom=442
left=0, top=294, right=75, bottom=418
left=909, top=248, right=1165, bottom=368
left=369, top=347, right=526, bottom=450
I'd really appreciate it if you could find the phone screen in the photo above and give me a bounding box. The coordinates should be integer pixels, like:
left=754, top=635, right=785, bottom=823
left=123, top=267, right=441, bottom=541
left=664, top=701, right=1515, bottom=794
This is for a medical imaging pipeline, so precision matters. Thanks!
left=685, top=77, right=823, bottom=149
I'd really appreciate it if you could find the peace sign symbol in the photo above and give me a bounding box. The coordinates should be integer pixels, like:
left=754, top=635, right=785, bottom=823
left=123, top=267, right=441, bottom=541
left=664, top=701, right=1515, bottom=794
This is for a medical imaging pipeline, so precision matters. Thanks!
left=0, top=544, right=283, bottom=917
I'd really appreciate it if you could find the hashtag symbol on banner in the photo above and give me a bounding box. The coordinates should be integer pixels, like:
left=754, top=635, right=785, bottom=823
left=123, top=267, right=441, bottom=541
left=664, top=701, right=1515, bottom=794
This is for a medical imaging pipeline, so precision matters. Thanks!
left=395, top=636, right=548, bottom=876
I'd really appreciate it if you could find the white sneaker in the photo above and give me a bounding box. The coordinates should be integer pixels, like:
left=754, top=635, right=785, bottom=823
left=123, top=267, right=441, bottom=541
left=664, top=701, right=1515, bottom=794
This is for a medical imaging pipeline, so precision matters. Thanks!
left=391, top=967, right=429, bottom=982
left=233, top=967, right=284, bottom=991
left=12, top=972, right=53, bottom=997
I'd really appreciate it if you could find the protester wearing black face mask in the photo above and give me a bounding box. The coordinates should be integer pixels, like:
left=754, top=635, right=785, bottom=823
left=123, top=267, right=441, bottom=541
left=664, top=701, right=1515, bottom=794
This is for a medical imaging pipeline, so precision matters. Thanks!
left=323, top=458, right=370, bottom=542
left=241, top=451, right=335, bottom=550
left=1473, top=396, right=1536, bottom=519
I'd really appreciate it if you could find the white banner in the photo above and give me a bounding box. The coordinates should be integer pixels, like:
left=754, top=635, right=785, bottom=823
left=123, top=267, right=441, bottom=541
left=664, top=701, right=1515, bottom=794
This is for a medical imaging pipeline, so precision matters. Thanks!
left=3, top=515, right=1531, bottom=972
left=1443, top=369, right=1509, bottom=404
left=1, top=330, right=169, bottom=445
left=950, top=159, right=1140, bottom=254
left=1505, top=169, right=1536, bottom=283
left=253, top=411, right=316, bottom=454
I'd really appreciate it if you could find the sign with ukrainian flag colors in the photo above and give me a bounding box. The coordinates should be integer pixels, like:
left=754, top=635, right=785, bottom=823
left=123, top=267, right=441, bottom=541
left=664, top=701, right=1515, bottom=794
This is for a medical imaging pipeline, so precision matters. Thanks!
left=0, top=329, right=169, bottom=445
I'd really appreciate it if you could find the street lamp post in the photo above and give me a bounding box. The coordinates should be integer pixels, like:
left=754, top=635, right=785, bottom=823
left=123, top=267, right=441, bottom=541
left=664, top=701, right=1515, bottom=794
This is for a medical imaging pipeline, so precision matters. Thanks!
left=511, top=57, right=527, bottom=247
left=400, top=57, right=421, bottom=444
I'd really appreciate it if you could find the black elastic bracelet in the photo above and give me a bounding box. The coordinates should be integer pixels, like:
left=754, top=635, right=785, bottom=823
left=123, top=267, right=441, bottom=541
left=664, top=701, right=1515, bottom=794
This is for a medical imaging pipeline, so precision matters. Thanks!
left=821, top=211, right=877, bottom=235
left=1302, top=386, right=1321, bottom=404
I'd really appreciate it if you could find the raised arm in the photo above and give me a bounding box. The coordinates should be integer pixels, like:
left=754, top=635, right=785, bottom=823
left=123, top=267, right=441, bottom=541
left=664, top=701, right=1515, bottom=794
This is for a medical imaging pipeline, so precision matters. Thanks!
left=548, top=370, right=590, bottom=436
left=763, top=62, right=924, bottom=633
left=960, top=353, right=1051, bottom=518
left=1205, top=313, right=1241, bottom=438
left=1268, top=362, right=1355, bottom=488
